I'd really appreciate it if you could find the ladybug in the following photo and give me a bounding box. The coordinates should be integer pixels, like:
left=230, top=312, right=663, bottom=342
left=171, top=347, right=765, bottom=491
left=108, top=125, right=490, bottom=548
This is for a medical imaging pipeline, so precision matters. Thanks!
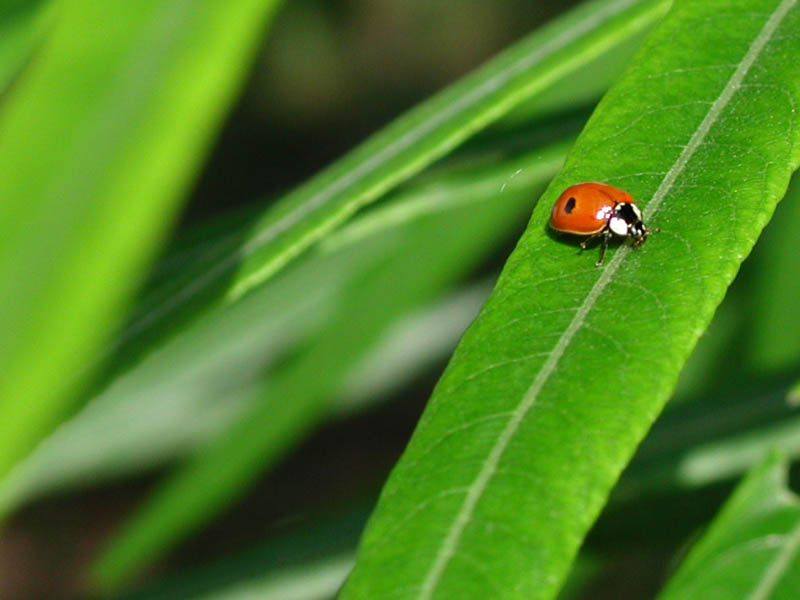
left=549, top=182, right=658, bottom=266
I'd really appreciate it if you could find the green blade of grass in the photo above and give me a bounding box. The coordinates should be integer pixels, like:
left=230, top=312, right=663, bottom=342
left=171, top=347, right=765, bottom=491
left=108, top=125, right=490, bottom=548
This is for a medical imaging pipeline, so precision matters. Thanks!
left=89, top=141, right=568, bottom=590
left=656, top=453, right=800, bottom=600
left=339, top=1, right=800, bottom=598
left=0, top=0, right=284, bottom=481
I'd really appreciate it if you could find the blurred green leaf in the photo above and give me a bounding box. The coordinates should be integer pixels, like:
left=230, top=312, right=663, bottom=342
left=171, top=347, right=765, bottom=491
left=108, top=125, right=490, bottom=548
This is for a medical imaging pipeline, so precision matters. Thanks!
left=0, top=0, right=52, bottom=95
left=0, top=0, right=284, bottom=481
left=336, top=279, right=495, bottom=415
left=498, top=20, right=652, bottom=128
left=100, top=0, right=670, bottom=366
left=616, top=377, right=800, bottom=501
left=148, top=555, right=351, bottom=600
left=90, top=141, right=568, bottom=590
left=668, top=291, right=745, bottom=405
left=228, top=0, right=670, bottom=299
left=789, top=382, right=800, bottom=406
left=110, top=502, right=370, bottom=600
left=191, top=555, right=352, bottom=600
left=657, top=453, right=800, bottom=600
left=94, top=121, right=573, bottom=391
left=340, top=1, right=800, bottom=599
left=0, top=281, right=491, bottom=514
left=746, top=173, right=800, bottom=374
left=555, top=555, right=603, bottom=600
left=105, top=497, right=598, bottom=600
left=665, top=167, right=800, bottom=407
left=0, top=134, right=574, bottom=515
left=56, top=0, right=671, bottom=481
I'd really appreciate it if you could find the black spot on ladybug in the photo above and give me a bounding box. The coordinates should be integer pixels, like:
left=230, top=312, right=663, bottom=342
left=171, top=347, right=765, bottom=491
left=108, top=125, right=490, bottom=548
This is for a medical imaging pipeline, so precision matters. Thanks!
left=565, top=197, right=576, bottom=213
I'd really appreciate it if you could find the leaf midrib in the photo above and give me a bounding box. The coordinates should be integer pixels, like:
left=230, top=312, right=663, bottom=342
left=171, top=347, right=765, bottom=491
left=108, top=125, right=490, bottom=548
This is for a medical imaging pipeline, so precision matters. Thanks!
left=416, top=2, right=798, bottom=598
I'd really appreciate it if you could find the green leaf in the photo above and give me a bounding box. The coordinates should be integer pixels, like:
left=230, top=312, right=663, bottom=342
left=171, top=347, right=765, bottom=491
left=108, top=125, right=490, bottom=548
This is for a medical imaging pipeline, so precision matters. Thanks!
left=0, top=136, right=572, bottom=514
left=128, top=554, right=352, bottom=600
left=65, top=0, right=669, bottom=439
left=109, top=502, right=370, bottom=600
left=0, top=0, right=53, bottom=96
left=555, top=555, right=603, bottom=600
left=789, top=382, right=800, bottom=405
left=498, top=19, right=652, bottom=128
left=746, top=172, right=800, bottom=373
left=190, top=555, right=353, bottom=600
left=0, top=281, right=491, bottom=514
left=0, top=0, right=284, bottom=480
left=93, top=124, right=571, bottom=390
left=337, top=280, right=495, bottom=415
left=340, top=1, right=800, bottom=599
left=616, top=377, right=800, bottom=500
left=89, top=141, right=567, bottom=590
left=657, top=453, right=800, bottom=600
left=0, top=137, right=561, bottom=513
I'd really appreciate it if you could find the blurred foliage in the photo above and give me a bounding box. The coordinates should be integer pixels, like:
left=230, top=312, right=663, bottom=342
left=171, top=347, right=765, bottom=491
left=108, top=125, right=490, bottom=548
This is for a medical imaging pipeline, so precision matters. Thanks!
left=657, top=453, right=800, bottom=600
left=0, top=0, right=285, bottom=483
left=89, top=139, right=570, bottom=590
left=0, top=1, right=799, bottom=600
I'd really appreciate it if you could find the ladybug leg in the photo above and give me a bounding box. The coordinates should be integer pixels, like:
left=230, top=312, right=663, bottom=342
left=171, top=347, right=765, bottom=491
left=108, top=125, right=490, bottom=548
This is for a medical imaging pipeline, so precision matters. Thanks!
left=578, top=230, right=612, bottom=266
left=579, top=232, right=602, bottom=253
left=632, top=226, right=661, bottom=248
left=595, top=230, right=612, bottom=266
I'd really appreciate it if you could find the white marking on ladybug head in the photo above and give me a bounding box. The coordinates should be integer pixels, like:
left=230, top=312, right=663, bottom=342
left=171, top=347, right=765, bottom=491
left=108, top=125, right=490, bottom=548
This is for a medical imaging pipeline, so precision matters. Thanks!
left=609, top=216, right=628, bottom=236
left=629, top=202, right=643, bottom=220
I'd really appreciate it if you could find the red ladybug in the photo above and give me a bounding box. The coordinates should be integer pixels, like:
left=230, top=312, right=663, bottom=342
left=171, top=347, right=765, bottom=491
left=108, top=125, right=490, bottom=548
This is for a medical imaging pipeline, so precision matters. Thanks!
left=549, top=182, right=658, bottom=266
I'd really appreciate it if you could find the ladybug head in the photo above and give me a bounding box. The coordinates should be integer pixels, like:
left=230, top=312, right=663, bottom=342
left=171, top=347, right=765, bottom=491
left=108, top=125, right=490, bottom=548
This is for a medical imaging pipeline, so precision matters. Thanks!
left=613, top=201, right=659, bottom=246
left=612, top=202, right=645, bottom=240
left=628, top=220, right=647, bottom=242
